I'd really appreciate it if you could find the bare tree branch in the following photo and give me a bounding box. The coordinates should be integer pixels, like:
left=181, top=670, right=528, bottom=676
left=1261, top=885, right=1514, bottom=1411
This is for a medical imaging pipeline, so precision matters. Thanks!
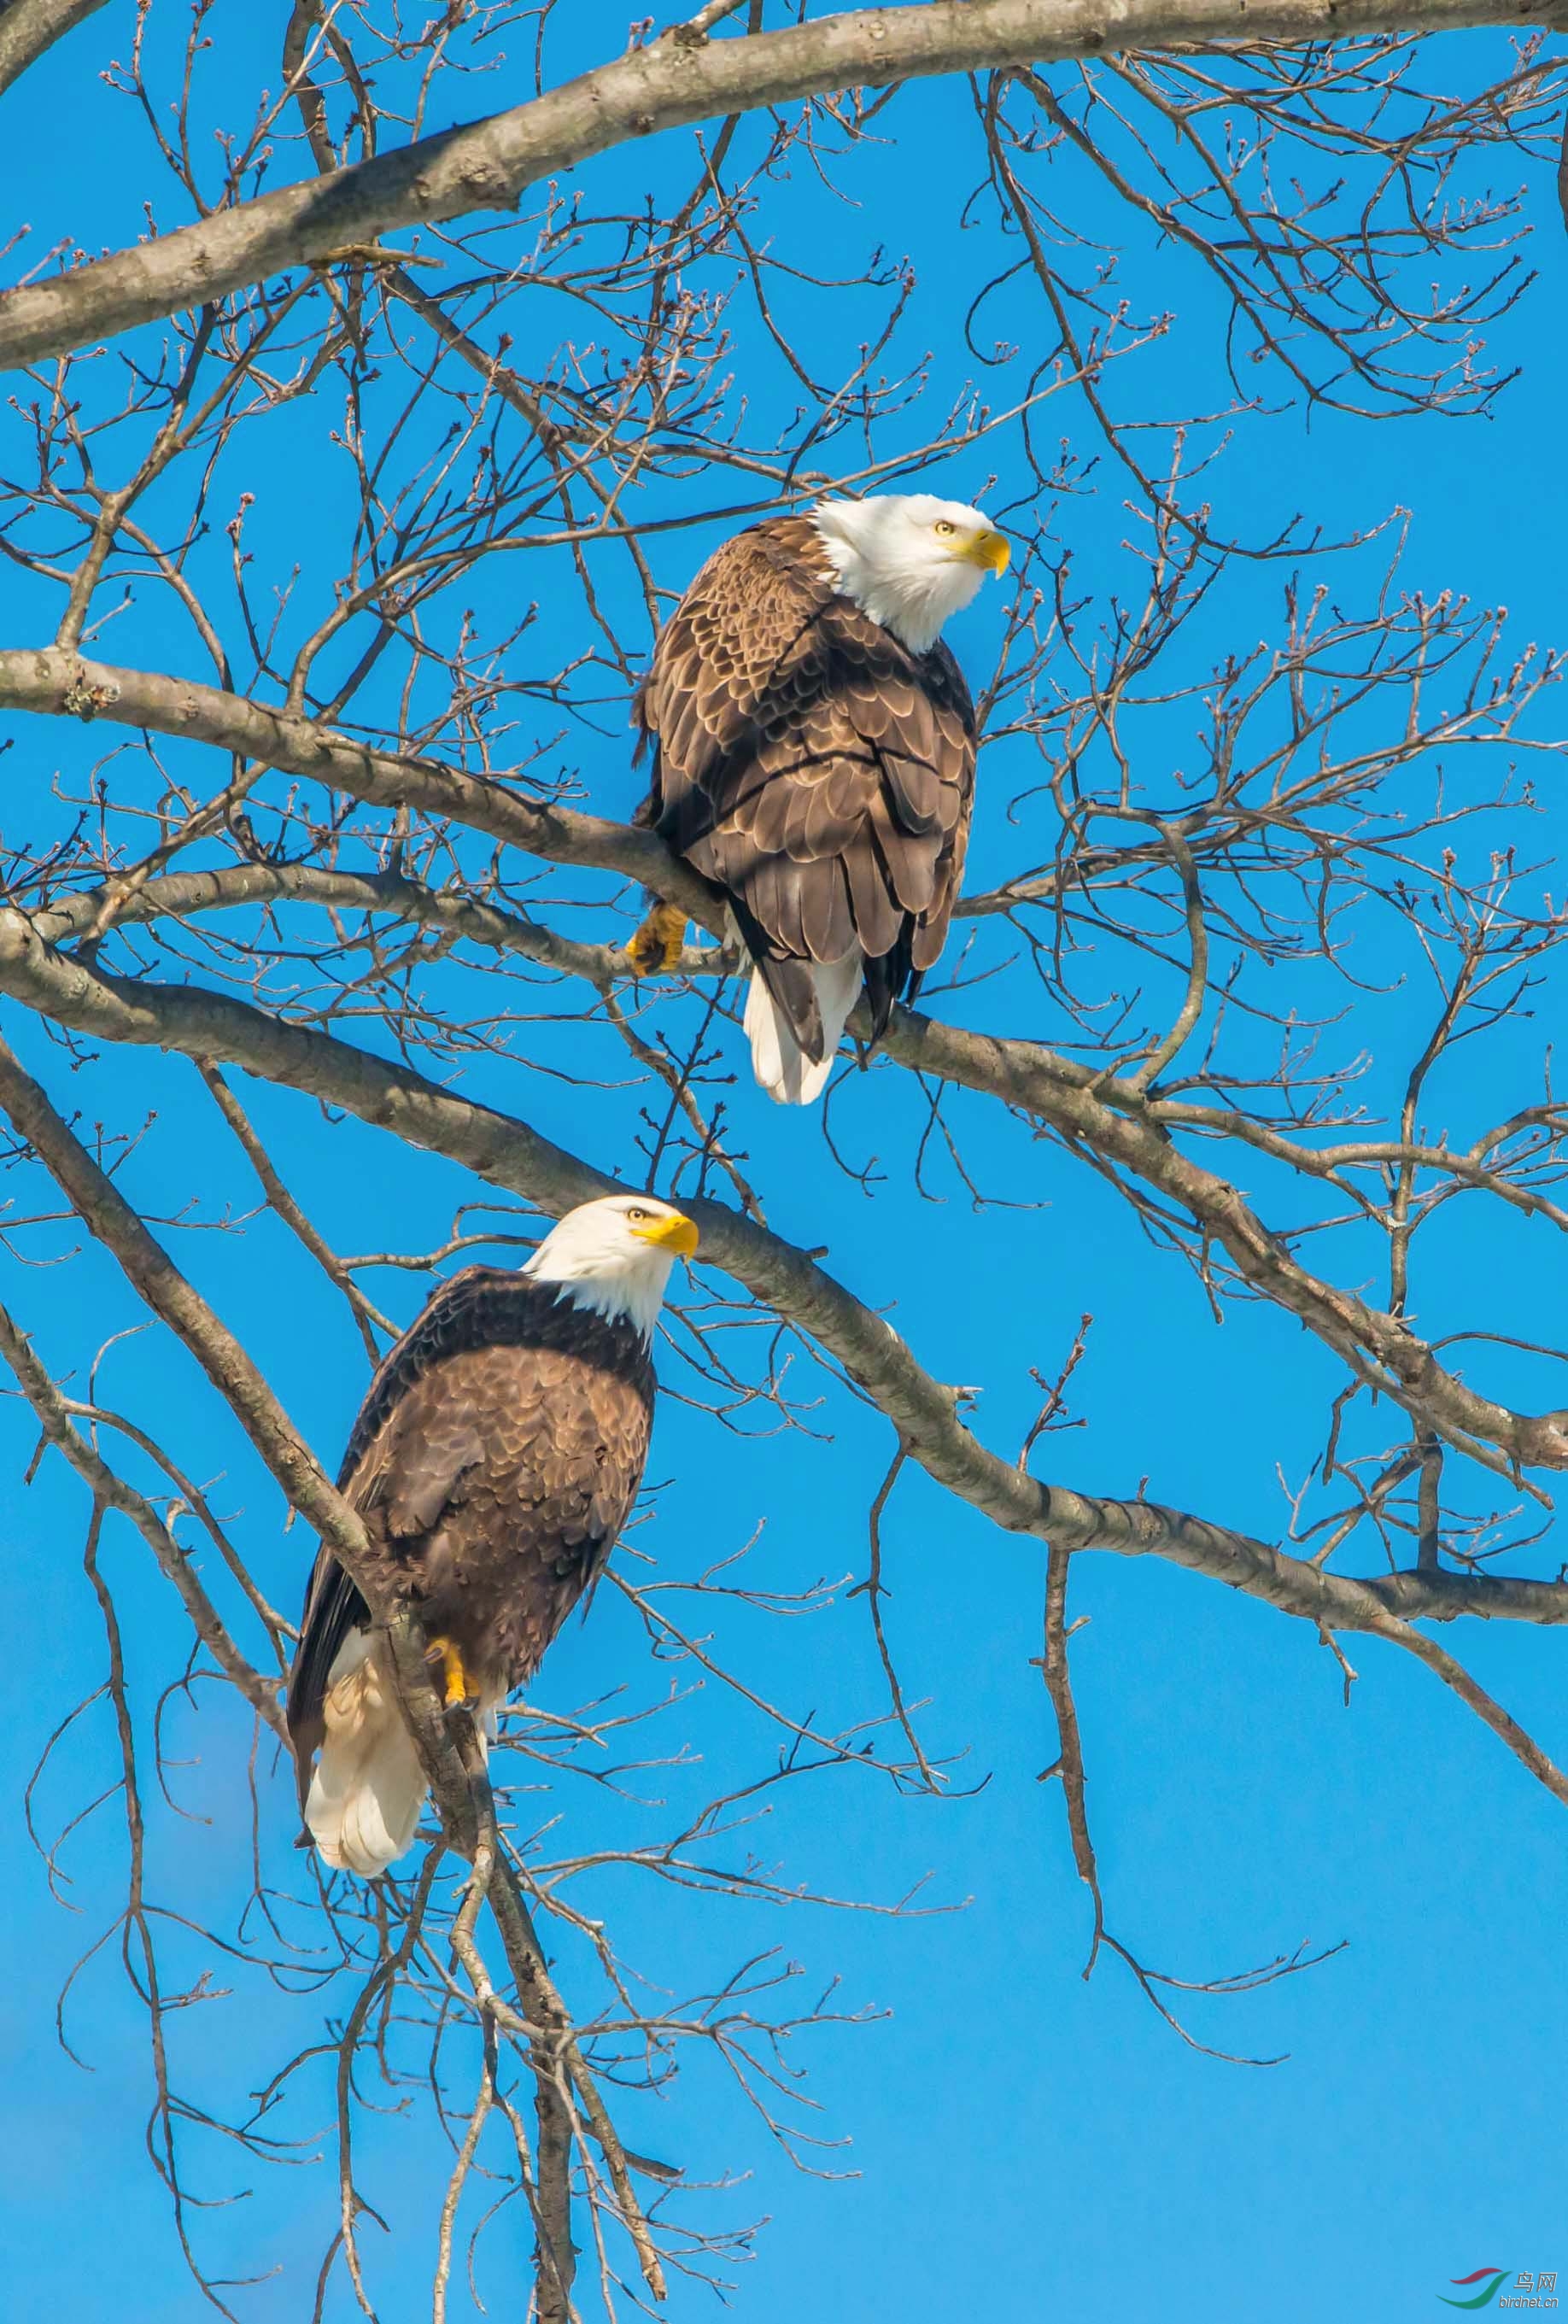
left=0, top=0, right=108, bottom=99
left=0, top=647, right=720, bottom=931
left=0, top=0, right=1553, bottom=367
left=3, top=916, right=1565, bottom=1660
left=0, top=1297, right=284, bottom=1732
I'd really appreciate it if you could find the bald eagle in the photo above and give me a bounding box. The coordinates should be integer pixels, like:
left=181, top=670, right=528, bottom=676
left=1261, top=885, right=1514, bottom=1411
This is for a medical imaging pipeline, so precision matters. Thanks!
left=629, top=493, right=1007, bottom=1103
left=285, top=1194, right=698, bottom=1876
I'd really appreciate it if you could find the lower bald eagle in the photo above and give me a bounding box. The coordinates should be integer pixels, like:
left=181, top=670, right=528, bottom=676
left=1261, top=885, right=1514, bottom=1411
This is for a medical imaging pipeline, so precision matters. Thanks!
left=285, top=1193, right=699, bottom=1876
left=629, top=493, right=1008, bottom=1103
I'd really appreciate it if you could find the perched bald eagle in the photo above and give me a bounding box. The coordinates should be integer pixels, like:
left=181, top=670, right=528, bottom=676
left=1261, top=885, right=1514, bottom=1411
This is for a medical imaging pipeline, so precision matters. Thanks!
left=285, top=1194, right=698, bottom=1876
left=629, top=493, right=1007, bottom=1103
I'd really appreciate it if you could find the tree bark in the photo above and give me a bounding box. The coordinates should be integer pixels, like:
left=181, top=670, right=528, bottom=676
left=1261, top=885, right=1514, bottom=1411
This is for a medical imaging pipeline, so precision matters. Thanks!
left=3, top=905, right=1565, bottom=1644
left=0, top=0, right=1549, bottom=367
left=0, top=0, right=108, bottom=100
left=0, top=646, right=719, bottom=930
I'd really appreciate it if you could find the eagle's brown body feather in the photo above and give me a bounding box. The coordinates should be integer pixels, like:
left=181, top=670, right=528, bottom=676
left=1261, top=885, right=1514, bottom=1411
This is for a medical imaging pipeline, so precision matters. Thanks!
left=287, top=1268, right=654, bottom=1800
left=634, top=516, right=977, bottom=1060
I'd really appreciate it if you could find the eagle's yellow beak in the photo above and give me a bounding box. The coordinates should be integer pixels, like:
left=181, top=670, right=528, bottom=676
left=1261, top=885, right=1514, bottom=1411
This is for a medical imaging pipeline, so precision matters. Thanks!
left=962, top=528, right=1010, bottom=576
left=634, top=1209, right=699, bottom=1261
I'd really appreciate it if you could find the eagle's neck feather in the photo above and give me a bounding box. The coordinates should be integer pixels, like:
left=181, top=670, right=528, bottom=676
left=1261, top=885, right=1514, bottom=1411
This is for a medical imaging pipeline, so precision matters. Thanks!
left=529, top=1267, right=664, bottom=1345
left=809, top=504, right=981, bottom=655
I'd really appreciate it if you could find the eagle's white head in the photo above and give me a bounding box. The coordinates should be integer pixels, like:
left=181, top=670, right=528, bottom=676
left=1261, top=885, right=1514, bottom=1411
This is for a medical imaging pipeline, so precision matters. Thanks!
left=525, top=1193, right=699, bottom=1341
left=810, top=492, right=1010, bottom=655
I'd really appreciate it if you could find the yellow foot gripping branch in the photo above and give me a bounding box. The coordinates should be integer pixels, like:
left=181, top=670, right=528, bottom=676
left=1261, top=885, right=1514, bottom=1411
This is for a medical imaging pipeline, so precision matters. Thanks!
left=428, top=1636, right=476, bottom=1709
left=623, top=899, right=688, bottom=976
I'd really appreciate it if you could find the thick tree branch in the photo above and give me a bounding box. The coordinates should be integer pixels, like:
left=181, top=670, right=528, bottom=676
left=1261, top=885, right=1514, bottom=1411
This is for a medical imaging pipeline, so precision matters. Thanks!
left=0, top=1039, right=494, bottom=1851
left=0, top=647, right=722, bottom=933
left=875, top=1011, right=1568, bottom=1477
left=2, top=913, right=1564, bottom=1654
left=0, top=0, right=1555, bottom=368
left=0, top=1026, right=676, bottom=2304
left=0, top=0, right=107, bottom=99
left=26, top=858, right=717, bottom=985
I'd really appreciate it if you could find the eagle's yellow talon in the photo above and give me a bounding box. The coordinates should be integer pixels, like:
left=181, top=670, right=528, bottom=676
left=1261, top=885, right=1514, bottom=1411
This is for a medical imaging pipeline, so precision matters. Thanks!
left=624, top=900, right=687, bottom=977
left=429, top=1637, right=474, bottom=1708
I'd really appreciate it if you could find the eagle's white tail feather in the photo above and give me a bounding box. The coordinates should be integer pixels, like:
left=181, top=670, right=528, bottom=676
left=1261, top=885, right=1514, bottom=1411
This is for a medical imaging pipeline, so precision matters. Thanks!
left=306, top=1637, right=429, bottom=1877
left=745, top=951, right=862, bottom=1104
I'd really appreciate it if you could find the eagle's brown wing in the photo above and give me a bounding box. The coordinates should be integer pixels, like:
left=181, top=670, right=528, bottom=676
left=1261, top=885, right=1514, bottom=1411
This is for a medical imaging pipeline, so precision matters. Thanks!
left=286, top=1271, right=654, bottom=1793
left=634, top=517, right=976, bottom=1051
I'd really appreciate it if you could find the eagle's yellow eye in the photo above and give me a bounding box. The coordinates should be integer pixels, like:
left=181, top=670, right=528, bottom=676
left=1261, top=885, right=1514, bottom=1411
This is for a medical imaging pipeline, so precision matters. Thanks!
left=626, top=1205, right=649, bottom=1222
left=933, top=519, right=956, bottom=536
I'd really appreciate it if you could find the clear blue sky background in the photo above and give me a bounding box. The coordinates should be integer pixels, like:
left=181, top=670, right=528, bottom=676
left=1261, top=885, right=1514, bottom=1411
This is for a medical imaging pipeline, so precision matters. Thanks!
left=3, top=9, right=1568, bottom=2320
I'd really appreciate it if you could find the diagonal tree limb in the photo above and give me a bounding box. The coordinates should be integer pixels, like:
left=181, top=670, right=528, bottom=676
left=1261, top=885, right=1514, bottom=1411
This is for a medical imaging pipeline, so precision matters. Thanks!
left=1347, top=1605, right=1568, bottom=1806
left=0, top=0, right=108, bottom=100
left=3, top=913, right=1566, bottom=1647
left=26, top=859, right=713, bottom=985
left=0, top=1027, right=362, bottom=1544
left=38, top=841, right=1565, bottom=1258
left=4, top=847, right=1566, bottom=1483
left=873, top=1010, right=1568, bottom=1477
left=0, top=647, right=1057, bottom=940
left=0, top=1024, right=564, bottom=1835
left=0, top=1027, right=670, bottom=2299
left=0, top=647, right=722, bottom=932
left=0, top=0, right=1554, bottom=369
left=0, top=1030, right=476, bottom=1831
left=197, top=1061, right=392, bottom=1361
left=10, top=975, right=1567, bottom=1841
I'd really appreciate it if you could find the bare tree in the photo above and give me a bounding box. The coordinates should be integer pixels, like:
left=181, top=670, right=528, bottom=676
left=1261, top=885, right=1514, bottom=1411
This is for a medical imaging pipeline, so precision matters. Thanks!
left=3, top=2, right=1566, bottom=2313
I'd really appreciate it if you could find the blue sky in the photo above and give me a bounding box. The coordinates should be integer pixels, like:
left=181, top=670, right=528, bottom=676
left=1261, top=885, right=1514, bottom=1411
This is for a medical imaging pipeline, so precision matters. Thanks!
left=3, top=9, right=1568, bottom=2321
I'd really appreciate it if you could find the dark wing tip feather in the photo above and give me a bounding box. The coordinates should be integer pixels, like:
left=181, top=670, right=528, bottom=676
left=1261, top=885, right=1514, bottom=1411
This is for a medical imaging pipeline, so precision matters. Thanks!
left=285, top=1548, right=369, bottom=1804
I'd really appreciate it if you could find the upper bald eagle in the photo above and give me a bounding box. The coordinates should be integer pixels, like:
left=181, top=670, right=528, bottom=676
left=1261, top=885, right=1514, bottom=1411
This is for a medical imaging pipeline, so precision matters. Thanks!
left=285, top=1194, right=698, bottom=1876
left=629, top=492, right=1008, bottom=1103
